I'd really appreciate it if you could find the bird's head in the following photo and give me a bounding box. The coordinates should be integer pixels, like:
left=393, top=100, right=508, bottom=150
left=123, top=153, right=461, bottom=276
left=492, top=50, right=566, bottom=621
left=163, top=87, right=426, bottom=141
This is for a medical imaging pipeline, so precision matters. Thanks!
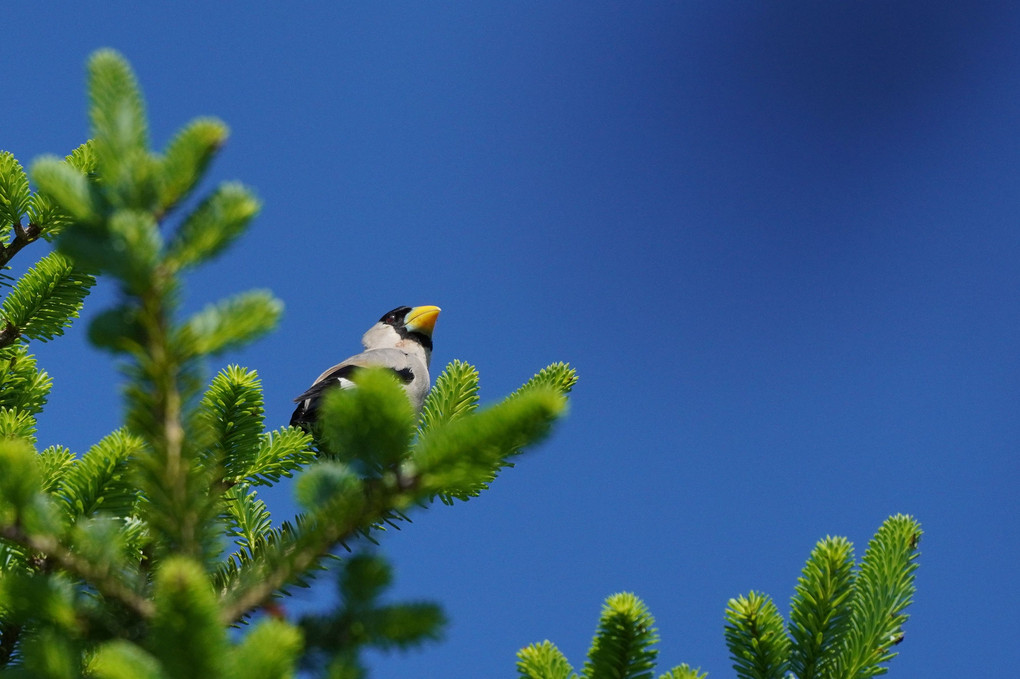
left=362, top=305, right=441, bottom=354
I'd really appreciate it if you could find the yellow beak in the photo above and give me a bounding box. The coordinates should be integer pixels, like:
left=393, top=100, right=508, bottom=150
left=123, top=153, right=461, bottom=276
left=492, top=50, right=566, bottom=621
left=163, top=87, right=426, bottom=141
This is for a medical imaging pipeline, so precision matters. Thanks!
left=404, top=305, right=441, bottom=336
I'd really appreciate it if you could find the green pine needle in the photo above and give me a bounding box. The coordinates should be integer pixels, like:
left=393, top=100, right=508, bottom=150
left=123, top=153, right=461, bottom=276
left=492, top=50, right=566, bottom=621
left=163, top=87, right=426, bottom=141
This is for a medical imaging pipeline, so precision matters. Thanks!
left=724, top=592, right=791, bottom=679
left=225, top=618, right=303, bottom=679
left=1, top=251, right=95, bottom=342
left=199, top=365, right=266, bottom=480
left=788, top=535, right=855, bottom=679
left=182, top=289, right=282, bottom=357
left=419, top=359, right=480, bottom=435
left=65, top=141, right=98, bottom=175
left=223, top=485, right=274, bottom=556
left=165, top=182, right=260, bottom=271
left=0, top=407, right=38, bottom=445
left=56, top=429, right=146, bottom=521
left=0, top=151, right=31, bottom=232
left=517, top=641, right=578, bottom=679
left=30, top=156, right=99, bottom=223
left=511, top=361, right=578, bottom=399
left=584, top=592, right=660, bottom=679
left=37, top=446, right=76, bottom=493
left=413, top=386, right=566, bottom=502
left=88, top=49, right=149, bottom=160
left=242, top=427, right=315, bottom=486
left=0, top=344, right=51, bottom=416
left=832, top=514, right=921, bottom=679
left=149, top=558, right=227, bottom=679
left=658, top=666, right=708, bottom=679
left=159, top=117, right=229, bottom=215
left=90, top=640, right=166, bottom=679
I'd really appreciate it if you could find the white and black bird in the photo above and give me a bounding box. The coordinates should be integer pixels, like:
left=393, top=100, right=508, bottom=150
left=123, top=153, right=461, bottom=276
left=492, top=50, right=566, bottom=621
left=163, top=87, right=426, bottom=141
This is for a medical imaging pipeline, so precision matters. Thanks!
left=290, top=305, right=441, bottom=428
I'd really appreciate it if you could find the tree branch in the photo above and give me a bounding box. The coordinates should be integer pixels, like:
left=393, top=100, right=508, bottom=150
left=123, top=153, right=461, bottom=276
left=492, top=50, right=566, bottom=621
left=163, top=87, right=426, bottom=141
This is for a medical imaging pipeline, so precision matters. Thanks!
left=0, top=221, right=42, bottom=270
left=0, top=524, right=155, bottom=620
left=0, top=222, right=42, bottom=352
left=0, top=322, right=20, bottom=351
left=219, top=481, right=407, bottom=624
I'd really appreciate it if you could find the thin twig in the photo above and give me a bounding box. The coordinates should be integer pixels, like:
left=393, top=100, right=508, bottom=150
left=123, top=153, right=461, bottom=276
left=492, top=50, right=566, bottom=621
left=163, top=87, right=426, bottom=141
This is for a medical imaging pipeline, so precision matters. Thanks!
left=0, top=221, right=43, bottom=352
left=0, top=221, right=41, bottom=270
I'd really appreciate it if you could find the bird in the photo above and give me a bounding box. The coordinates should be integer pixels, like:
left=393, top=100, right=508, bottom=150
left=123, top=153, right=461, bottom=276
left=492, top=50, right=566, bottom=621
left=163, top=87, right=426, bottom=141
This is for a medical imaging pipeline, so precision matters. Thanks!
left=290, top=305, right=441, bottom=428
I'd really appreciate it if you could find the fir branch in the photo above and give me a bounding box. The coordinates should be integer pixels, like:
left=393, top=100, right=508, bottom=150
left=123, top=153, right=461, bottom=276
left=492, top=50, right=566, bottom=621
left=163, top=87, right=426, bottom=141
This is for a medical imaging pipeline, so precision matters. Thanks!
left=234, top=427, right=314, bottom=487
left=788, top=535, right=855, bottom=679
left=418, top=359, right=480, bottom=435
left=164, top=182, right=260, bottom=271
left=0, top=251, right=95, bottom=343
left=222, top=485, right=273, bottom=556
left=298, top=553, right=446, bottom=674
left=583, top=592, right=659, bottom=679
left=0, top=151, right=31, bottom=251
left=198, top=365, right=266, bottom=480
left=212, top=518, right=321, bottom=599
left=317, top=368, right=417, bottom=474
left=0, top=222, right=42, bottom=271
left=220, top=470, right=427, bottom=623
left=832, top=514, right=921, bottom=679
left=724, top=592, right=791, bottom=679
left=56, top=429, right=146, bottom=521
left=0, top=523, right=154, bottom=619
left=88, top=50, right=149, bottom=157
left=510, top=361, right=578, bottom=399
left=181, top=290, right=282, bottom=357
left=0, top=345, right=51, bottom=416
left=89, top=640, right=165, bottom=679
left=0, top=407, right=38, bottom=445
left=27, top=192, right=73, bottom=243
left=516, top=641, right=577, bottom=679
left=148, top=558, right=227, bottom=678
left=36, top=446, right=76, bottom=494
left=0, top=151, right=44, bottom=266
left=30, top=155, right=99, bottom=224
left=87, top=50, right=161, bottom=212
left=158, top=117, right=229, bottom=217
left=412, top=386, right=567, bottom=503
left=65, top=141, right=98, bottom=175
left=227, top=618, right=303, bottom=679
left=658, top=666, right=708, bottom=679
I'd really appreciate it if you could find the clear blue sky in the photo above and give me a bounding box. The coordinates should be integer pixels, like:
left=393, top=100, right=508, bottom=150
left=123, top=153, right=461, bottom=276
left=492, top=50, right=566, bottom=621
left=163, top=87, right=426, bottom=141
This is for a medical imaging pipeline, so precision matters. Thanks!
left=4, top=2, right=1018, bottom=676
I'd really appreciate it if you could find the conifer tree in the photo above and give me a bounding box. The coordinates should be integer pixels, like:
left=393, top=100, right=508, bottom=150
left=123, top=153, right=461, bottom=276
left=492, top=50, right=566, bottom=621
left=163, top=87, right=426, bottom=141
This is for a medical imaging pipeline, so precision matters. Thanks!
left=0, top=49, right=577, bottom=678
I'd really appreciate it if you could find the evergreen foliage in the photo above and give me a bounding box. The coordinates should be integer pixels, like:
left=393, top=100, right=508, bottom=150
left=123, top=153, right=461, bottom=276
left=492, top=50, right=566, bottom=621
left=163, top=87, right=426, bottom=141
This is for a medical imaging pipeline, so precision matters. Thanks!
left=518, top=515, right=920, bottom=679
left=298, top=553, right=446, bottom=677
left=0, top=49, right=577, bottom=677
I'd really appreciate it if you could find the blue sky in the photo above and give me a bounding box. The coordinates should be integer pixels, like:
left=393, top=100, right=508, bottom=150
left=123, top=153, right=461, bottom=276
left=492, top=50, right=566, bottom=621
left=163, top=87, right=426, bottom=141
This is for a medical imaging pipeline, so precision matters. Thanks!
left=4, top=2, right=1019, bottom=676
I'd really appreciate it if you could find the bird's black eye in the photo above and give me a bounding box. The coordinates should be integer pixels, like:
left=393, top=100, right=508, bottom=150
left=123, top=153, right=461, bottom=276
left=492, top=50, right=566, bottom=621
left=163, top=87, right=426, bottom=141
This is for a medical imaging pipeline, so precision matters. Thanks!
left=378, top=306, right=412, bottom=325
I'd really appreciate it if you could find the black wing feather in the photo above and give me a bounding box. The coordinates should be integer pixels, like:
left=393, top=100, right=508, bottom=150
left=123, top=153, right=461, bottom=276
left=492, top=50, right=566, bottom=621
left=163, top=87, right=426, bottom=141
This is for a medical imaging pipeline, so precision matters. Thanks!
left=289, top=364, right=414, bottom=428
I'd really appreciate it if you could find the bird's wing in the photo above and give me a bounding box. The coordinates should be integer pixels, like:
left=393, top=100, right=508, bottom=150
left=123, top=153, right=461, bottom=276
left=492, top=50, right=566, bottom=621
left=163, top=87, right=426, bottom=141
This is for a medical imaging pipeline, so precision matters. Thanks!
left=290, top=349, right=418, bottom=427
